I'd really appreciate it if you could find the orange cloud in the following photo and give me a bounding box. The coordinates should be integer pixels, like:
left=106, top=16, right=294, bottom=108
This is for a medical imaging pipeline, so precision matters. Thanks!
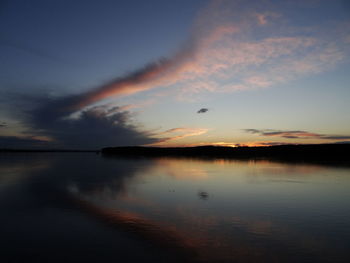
left=149, top=127, right=209, bottom=146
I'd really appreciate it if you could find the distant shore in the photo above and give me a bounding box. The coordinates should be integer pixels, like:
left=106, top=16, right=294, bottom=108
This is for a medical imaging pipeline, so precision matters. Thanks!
left=2, top=144, right=349, bottom=165
left=101, top=144, right=350, bottom=165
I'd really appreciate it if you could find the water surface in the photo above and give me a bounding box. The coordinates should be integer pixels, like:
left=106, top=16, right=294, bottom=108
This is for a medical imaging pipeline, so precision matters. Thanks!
left=1, top=153, right=349, bottom=262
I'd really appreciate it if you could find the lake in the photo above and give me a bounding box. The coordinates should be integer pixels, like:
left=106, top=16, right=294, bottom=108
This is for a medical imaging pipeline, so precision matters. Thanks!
left=0, top=153, right=349, bottom=262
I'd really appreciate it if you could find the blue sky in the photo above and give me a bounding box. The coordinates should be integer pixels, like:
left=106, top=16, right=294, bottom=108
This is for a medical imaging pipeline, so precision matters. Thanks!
left=1, top=0, right=350, bottom=149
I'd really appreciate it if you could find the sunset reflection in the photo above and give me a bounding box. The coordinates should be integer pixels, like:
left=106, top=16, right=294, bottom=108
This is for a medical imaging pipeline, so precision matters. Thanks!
left=65, top=157, right=350, bottom=262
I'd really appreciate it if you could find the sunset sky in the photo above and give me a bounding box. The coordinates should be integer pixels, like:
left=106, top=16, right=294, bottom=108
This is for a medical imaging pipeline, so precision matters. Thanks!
left=1, top=0, right=350, bottom=149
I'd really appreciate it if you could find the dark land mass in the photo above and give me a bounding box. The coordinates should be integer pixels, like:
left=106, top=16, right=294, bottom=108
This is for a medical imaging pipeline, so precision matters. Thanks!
left=2, top=144, right=350, bottom=166
left=102, top=144, right=350, bottom=166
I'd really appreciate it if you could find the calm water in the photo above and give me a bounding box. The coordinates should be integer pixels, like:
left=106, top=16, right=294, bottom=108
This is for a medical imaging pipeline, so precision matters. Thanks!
left=0, top=153, right=349, bottom=262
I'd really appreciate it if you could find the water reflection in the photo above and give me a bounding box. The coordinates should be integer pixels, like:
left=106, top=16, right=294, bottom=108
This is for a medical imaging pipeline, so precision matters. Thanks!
left=0, top=153, right=349, bottom=262
left=0, top=154, right=191, bottom=262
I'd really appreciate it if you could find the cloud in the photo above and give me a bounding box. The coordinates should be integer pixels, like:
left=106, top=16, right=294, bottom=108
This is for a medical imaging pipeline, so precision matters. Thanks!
left=197, top=108, right=209, bottom=114
left=13, top=90, right=209, bottom=148
left=254, top=12, right=280, bottom=25
left=0, top=122, right=7, bottom=127
left=160, top=127, right=208, bottom=136
left=244, top=129, right=350, bottom=141
left=47, top=0, right=350, bottom=109
left=7, top=0, right=347, bottom=112
left=51, top=108, right=156, bottom=149
left=6, top=94, right=158, bottom=149
left=171, top=1, right=349, bottom=100
left=150, top=127, right=208, bottom=146
left=65, top=57, right=189, bottom=111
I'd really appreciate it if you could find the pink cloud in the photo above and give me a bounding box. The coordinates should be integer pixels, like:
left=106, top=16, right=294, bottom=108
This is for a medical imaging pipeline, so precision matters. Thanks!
left=57, top=0, right=348, bottom=110
left=149, top=127, right=209, bottom=146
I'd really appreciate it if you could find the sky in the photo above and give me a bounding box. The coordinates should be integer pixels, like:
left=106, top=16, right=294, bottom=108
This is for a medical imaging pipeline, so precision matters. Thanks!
left=1, top=0, right=350, bottom=149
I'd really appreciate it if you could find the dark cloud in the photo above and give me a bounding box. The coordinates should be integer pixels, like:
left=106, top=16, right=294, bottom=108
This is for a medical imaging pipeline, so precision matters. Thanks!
left=197, top=108, right=209, bottom=114
left=23, top=95, right=158, bottom=149
left=244, top=129, right=260, bottom=134
left=321, top=136, right=350, bottom=140
left=0, top=90, right=158, bottom=149
left=0, top=122, right=7, bottom=127
left=244, top=129, right=350, bottom=140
